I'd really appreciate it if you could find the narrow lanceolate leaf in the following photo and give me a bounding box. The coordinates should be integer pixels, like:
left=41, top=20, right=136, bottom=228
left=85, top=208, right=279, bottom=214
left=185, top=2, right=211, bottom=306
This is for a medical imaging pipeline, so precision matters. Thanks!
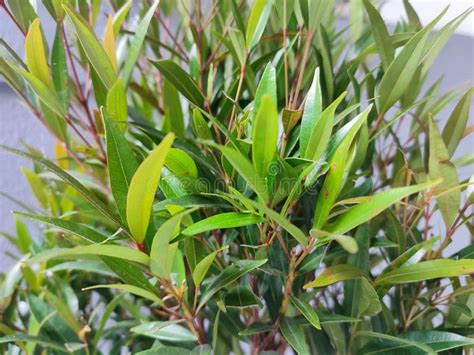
left=83, top=284, right=162, bottom=304
left=25, top=19, right=51, bottom=87
left=51, top=26, right=70, bottom=111
left=252, top=95, right=278, bottom=179
left=27, top=245, right=150, bottom=266
left=106, top=79, right=128, bottom=132
left=363, top=0, right=394, bottom=71
left=2, top=146, right=121, bottom=227
left=122, top=0, right=160, bottom=85
left=131, top=321, right=197, bottom=343
left=182, top=212, right=264, bottom=236
left=63, top=4, right=117, bottom=89
left=329, top=181, right=436, bottom=235
left=279, top=318, right=310, bottom=355
left=304, top=92, right=346, bottom=161
left=192, top=109, right=212, bottom=140
left=165, top=148, right=198, bottom=178
left=290, top=296, right=321, bottom=329
left=375, top=259, right=474, bottom=286
left=218, top=145, right=265, bottom=200
left=21, top=167, right=48, bottom=209
left=246, top=0, right=274, bottom=49
left=163, top=79, right=185, bottom=137
left=304, top=264, right=365, bottom=289
left=127, top=133, right=175, bottom=243
left=442, top=88, right=473, bottom=157
left=193, top=250, right=219, bottom=287
left=9, top=64, right=66, bottom=117
left=0, top=334, right=67, bottom=352
left=252, top=63, right=276, bottom=124
left=103, top=15, right=118, bottom=71
left=300, top=68, right=322, bottom=156
left=313, top=106, right=371, bottom=229
left=310, top=229, right=358, bottom=254
left=102, top=109, right=138, bottom=225
left=150, top=59, right=205, bottom=108
left=429, top=119, right=460, bottom=227
left=377, top=7, right=447, bottom=113
left=198, top=259, right=267, bottom=310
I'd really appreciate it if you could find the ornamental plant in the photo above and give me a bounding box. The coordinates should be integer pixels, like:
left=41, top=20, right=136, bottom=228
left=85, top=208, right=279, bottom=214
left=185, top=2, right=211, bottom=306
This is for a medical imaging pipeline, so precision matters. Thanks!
left=0, top=0, right=473, bottom=353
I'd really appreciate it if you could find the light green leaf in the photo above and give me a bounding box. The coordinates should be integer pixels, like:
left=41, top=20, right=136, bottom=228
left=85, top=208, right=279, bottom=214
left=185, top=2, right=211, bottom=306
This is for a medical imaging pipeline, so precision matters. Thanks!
left=165, top=148, right=198, bottom=178
left=106, top=79, right=128, bottom=132
left=304, top=264, right=365, bottom=289
left=192, top=247, right=228, bottom=287
left=83, top=284, right=162, bottom=304
left=310, top=229, right=358, bottom=254
left=127, top=133, right=175, bottom=243
left=377, top=7, right=447, bottom=113
left=122, top=0, right=160, bottom=85
left=252, top=63, right=277, bottom=124
left=21, top=167, right=48, bottom=209
left=182, top=212, right=264, bottom=236
left=279, top=317, right=309, bottom=355
left=6, top=0, right=37, bottom=33
left=25, top=19, right=51, bottom=87
left=150, top=59, right=205, bottom=108
left=0, top=334, right=66, bottom=352
left=300, top=68, right=322, bottom=157
left=63, top=4, right=117, bottom=89
left=375, top=259, right=474, bottom=286
left=290, top=295, right=321, bottom=329
left=27, top=245, right=150, bottom=266
left=192, top=109, right=212, bottom=140
left=131, top=321, right=197, bottom=343
left=429, top=119, right=460, bottom=227
left=102, top=108, right=138, bottom=225
left=246, top=0, right=274, bottom=49
left=304, top=92, right=347, bottom=162
left=442, top=88, right=473, bottom=157
left=363, top=0, right=394, bottom=71
left=51, top=25, right=70, bottom=111
left=15, top=218, right=31, bottom=254
left=252, top=94, right=278, bottom=180
left=329, top=181, right=436, bottom=235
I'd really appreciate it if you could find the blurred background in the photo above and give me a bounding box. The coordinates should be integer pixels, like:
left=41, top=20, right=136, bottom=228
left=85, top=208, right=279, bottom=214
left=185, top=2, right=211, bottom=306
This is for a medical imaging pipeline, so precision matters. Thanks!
left=0, top=0, right=472, bottom=271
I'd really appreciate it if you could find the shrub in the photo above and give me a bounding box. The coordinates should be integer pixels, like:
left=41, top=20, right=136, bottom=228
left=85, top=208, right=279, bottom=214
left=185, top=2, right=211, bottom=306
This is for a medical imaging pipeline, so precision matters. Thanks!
left=0, top=1, right=473, bottom=353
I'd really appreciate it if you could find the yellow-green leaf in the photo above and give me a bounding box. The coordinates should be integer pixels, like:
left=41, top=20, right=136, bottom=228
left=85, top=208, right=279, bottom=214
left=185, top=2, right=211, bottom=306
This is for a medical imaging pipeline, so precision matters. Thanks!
left=25, top=19, right=51, bottom=87
left=103, top=15, right=118, bottom=71
left=127, top=133, right=175, bottom=243
left=304, top=264, right=365, bottom=289
left=106, top=79, right=127, bottom=132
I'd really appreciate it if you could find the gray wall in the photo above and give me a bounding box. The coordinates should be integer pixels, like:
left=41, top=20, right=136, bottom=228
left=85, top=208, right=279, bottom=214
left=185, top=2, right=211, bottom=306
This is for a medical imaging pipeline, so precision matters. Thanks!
left=0, top=8, right=473, bottom=272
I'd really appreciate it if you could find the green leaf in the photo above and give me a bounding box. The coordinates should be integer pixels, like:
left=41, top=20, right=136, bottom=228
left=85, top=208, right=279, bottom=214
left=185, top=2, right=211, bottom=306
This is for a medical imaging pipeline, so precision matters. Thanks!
left=150, top=59, right=205, bottom=108
left=429, top=119, right=460, bottom=227
left=193, top=250, right=219, bottom=287
left=400, top=330, right=474, bottom=352
left=182, top=212, right=263, bottom=236
left=15, top=218, right=31, bottom=254
left=377, top=7, right=447, bottom=113
left=27, top=245, right=150, bottom=266
left=252, top=63, right=277, bottom=124
left=310, top=228, right=358, bottom=254
left=300, top=68, right=322, bottom=156
left=246, top=0, right=274, bottom=49
left=192, top=109, right=213, bottom=140
left=290, top=295, right=321, bottom=329
left=375, top=259, right=474, bottom=286
left=363, top=0, right=394, bottom=71
left=279, top=317, right=309, bottom=355
left=252, top=94, right=278, bottom=180
left=165, top=148, right=198, bottom=178
left=131, top=321, right=197, bottom=343
left=6, top=0, right=37, bottom=33
left=83, top=284, right=162, bottom=304
left=102, top=108, right=138, bottom=225
left=106, top=79, right=128, bottom=132
left=304, top=92, right=346, bottom=161
left=150, top=212, right=188, bottom=279
left=224, top=286, right=261, bottom=308
left=63, top=4, right=117, bottom=89
left=312, top=105, right=371, bottom=229
left=442, top=88, right=473, bottom=157
left=357, top=331, right=435, bottom=354
left=163, top=79, right=185, bottom=137
left=51, top=26, right=70, bottom=111
left=3, top=146, right=121, bottom=227
left=25, top=19, right=51, bottom=87
left=198, top=259, right=267, bottom=310
left=21, top=167, right=48, bottom=209
left=0, top=334, right=67, bottom=352
left=122, top=0, right=160, bottom=85
left=329, top=181, right=436, bottom=234
left=217, top=145, right=265, bottom=200
left=304, top=264, right=365, bottom=289
left=127, top=133, right=175, bottom=243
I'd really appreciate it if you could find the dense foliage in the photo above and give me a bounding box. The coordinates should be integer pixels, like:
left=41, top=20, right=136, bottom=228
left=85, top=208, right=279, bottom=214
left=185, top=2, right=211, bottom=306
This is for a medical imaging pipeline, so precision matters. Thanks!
left=0, top=0, right=473, bottom=353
